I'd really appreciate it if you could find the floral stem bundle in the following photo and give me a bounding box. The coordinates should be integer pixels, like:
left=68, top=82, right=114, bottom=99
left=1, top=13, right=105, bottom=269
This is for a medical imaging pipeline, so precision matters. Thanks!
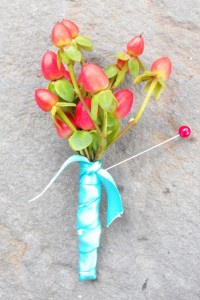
left=34, top=19, right=172, bottom=281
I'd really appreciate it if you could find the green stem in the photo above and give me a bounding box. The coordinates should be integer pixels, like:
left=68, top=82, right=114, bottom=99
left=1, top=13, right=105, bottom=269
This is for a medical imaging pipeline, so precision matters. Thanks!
left=107, top=79, right=157, bottom=149
left=107, top=119, right=136, bottom=149
left=112, top=61, right=128, bottom=90
left=68, top=63, right=101, bottom=134
left=80, top=51, right=85, bottom=66
left=56, top=108, right=77, bottom=132
left=107, top=76, right=116, bottom=89
left=134, top=79, right=157, bottom=123
left=137, top=58, right=146, bottom=72
left=95, top=111, right=107, bottom=160
left=83, top=148, right=90, bottom=160
left=102, top=111, right=107, bottom=137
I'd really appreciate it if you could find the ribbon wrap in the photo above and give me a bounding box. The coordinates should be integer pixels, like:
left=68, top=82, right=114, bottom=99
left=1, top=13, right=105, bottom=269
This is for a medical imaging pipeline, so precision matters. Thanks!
left=29, top=155, right=123, bottom=281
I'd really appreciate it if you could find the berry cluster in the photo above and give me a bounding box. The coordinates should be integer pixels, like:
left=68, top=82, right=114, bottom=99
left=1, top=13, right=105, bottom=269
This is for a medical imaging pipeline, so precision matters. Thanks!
left=35, top=20, right=172, bottom=161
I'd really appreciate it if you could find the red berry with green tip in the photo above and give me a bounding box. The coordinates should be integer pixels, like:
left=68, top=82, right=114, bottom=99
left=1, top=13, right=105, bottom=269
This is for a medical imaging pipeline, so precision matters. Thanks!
left=151, top=57, right=172, bottom=80
left=55, top=114, right=76, bottom=138
left=114, top=89, right=134, bottom=119
left=61, top=20, right=79, bottom=38
left=78, top=63, right=109, bottom=94
left=74, top=98, right=95, bottom=130
left=51, top=22, right=72, bottom=47
left=41, top=51, right=65, bottom=81
left=127, top=35, right=144, bottom=56
left=35, top=89, right=58, bottom=112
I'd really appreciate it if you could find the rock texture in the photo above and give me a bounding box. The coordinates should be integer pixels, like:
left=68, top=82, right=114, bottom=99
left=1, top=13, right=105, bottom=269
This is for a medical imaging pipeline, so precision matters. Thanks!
left=1, top=0, right=200, bottom=299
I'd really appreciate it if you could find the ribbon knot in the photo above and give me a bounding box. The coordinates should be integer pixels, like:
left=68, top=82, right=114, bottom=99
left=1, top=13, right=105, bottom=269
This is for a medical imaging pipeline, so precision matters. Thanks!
left=28, top=155, right=123, bottom=227
left=87, top=161, right=102, bottom=174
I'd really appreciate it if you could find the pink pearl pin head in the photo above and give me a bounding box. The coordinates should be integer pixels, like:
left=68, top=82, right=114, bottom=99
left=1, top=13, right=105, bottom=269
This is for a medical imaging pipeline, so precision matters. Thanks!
left=178, top=125, right=191, bottom=138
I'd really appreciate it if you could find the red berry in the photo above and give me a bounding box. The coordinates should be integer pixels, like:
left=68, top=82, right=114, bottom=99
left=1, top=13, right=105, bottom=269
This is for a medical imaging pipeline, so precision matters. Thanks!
left=117, top=58, right=126, bottom=70
left=114, top=89, right=134, bottom=119
left=61, top=20, right=79, bottom=38
left=151, top=57, right=172, bottom=80
left=41, top=51, right=65, bottom=81
left=55, top=114, right=76, bottom=138
left=35, top=89, right=58, bottom=112
left=74, top=98, right=95, bottom=130
left=127, top=35, right=144, bottom=56
left=178, top=126, right=191, bottom=138
left=51, top=22, right=72, bottom=47
left=116, top=52, right=130, bottom=70
left=78, top=63, right=109, bottom=94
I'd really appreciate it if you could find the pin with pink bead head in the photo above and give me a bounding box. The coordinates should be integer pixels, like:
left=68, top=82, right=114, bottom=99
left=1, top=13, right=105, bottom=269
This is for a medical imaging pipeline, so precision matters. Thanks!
left=178, top=125, right=191, bottom=138
left=106, top=125, right=191, bottom=171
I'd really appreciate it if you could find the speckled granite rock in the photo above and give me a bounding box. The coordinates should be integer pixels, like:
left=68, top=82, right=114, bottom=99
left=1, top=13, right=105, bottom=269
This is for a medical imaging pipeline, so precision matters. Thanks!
left=1, top=0, right=200, bottom=299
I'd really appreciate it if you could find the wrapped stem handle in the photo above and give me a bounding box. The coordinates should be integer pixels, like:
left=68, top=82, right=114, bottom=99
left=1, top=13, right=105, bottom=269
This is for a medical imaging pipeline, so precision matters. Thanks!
left=28, top=155, right=123, bottom=281
left=77, top=161, right=102, bottom=281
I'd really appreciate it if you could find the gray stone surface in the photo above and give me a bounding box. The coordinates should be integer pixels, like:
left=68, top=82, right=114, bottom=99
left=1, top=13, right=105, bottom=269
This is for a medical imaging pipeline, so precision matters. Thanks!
left=1, top=0, right=200, bottom=299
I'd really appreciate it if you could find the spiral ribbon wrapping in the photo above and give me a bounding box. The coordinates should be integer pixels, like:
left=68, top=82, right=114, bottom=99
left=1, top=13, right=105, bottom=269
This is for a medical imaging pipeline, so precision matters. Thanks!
left=77, top=160, right=102, bottom=281
left=28, top=155, right=123, bottom=281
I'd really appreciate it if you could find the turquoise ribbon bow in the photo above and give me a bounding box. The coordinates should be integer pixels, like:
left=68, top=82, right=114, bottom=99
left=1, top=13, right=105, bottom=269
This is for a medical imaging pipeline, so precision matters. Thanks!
left=29, top=155, right=123, bottom=281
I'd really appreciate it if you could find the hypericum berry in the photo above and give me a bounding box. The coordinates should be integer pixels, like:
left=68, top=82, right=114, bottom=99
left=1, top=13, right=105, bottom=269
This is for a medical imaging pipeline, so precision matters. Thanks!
left=116, top=52, right=130, bottom=70
left=127, top=35, right=144, bottom=56
left=114, top=89, right=134, bottom=119
left=78, top=63, right=109, bottom=94
left=61, top=20, right=79, bottom=38
left=178, top=125, right=191, bottom=138
left=41, top=51, right=65, bottom=81
left=74, top=98, right=95, bottom=130
left=151, top=57, right=172, bottom=80
left=35, top=89, right=58, bottom=112
left=55, top=114, right=76, bottom=138
left=117, top=58, right=126, bottom=70
left=51, top=22, right=72, bottom=47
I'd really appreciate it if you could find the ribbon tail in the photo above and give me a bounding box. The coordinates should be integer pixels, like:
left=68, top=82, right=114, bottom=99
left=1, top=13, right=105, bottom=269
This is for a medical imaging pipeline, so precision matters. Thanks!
left=28, top=155, right=89, bottom=202
left=98, top=169, right=124, bottom=227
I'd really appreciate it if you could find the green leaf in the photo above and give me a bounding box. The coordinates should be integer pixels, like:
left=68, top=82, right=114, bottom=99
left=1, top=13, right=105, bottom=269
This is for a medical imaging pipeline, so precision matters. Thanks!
left=60, top=50, right=70, bottom=65
left=105, top=64, right=119, bottom=78
left=91, top=96, right=99, bottom=121
left=134, top=74, right=152, bottom=84
left=48, top=82, right=57, bottom=94
left=154, top=82, right=165, bottom=100
left=75, top=36, right=93, bottom=51
left=68, top=131, right=93, bottom=151
left=112, top=52, right=130, bottom=61
left=64, top=46, right=82, bottom=62
left=71, top=39, right=78, bottom=49
left=107, top=113, right=119, bottom=127
left=107, top=121, right=120, bottom=145
left=128, top=59, right=139, bottom=77
left=144, top=79, right=152, bottom=93
left=90, top=132, right=100, bottom=152
left=144, top=70, right=155, bottom=76
left=157, top=77, right=166, bottom=88
left=54, top=79, right=74, bottom=102
left=56, top=102, right=76, bottom=107
left=113, top=69, right=126, bottom=87
left=94, top=90, right=117, bottom=113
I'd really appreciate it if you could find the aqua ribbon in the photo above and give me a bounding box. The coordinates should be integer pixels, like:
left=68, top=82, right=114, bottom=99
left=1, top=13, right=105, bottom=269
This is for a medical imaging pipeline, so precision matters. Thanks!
left=29, top=155, right=123, bottom=281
